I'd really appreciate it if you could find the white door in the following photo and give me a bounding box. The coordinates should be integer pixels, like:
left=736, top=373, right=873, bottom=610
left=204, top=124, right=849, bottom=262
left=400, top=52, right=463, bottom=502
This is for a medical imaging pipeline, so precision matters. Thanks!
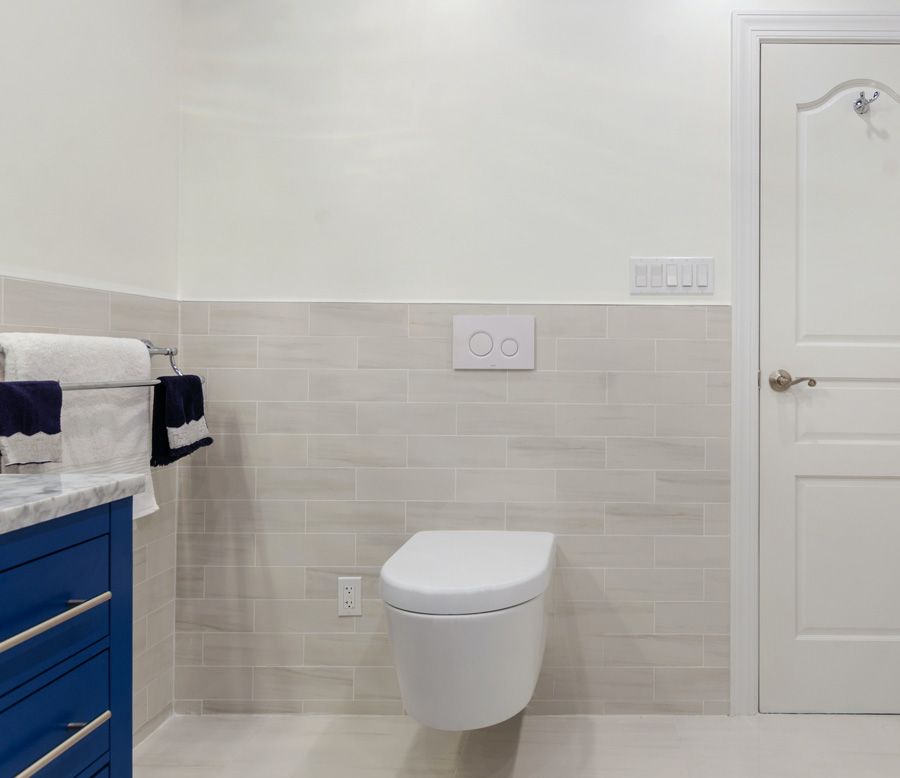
left=760, top=43, right=900, bottom=713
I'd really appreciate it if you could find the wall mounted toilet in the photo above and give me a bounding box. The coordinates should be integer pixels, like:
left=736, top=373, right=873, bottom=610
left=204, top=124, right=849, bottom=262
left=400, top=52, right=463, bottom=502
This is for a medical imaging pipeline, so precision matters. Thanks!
left=380, top=531, right=555, bottom=731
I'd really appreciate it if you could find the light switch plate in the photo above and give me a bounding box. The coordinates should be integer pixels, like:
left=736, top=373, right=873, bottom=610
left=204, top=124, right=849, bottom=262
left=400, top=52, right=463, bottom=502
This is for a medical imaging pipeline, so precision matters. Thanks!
left=452, top=315, right=535, bottom=370
left=630, top=257, right=714, bottom=295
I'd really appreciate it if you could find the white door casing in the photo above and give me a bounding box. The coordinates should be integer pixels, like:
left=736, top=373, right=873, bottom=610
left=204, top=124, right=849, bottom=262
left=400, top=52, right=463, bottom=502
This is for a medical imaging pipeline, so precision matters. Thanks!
left=759, top=43, right=900, bottom=712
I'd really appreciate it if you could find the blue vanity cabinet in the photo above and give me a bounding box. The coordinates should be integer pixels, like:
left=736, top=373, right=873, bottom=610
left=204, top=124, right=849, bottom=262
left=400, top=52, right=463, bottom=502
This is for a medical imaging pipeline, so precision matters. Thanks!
left=0, top=498, right=133, bottom=778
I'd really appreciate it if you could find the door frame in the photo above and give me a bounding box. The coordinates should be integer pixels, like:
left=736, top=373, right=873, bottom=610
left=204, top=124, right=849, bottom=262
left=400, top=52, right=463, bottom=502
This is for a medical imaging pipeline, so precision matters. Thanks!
left=730, top=12, right=900, bottom=715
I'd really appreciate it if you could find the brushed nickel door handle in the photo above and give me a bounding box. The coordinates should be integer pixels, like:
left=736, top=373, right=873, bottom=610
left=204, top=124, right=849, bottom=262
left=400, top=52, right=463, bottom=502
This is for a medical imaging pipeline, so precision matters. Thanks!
left=769, top=369, right=817, bottom=392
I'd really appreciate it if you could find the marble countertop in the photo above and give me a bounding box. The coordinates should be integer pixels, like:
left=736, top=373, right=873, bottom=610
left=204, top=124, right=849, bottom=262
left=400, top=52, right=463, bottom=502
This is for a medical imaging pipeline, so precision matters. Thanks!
left=0, top=473, right=146, bottom=535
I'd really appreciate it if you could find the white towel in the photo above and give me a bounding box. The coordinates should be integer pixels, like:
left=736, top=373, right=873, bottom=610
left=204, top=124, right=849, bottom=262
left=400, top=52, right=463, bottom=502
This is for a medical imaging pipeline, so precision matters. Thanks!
left=0, top=333, right=158, bottom=518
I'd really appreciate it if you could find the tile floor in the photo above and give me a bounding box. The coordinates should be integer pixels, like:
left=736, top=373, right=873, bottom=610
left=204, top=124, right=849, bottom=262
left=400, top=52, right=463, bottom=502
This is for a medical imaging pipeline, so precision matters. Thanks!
left=133, top=713, right=900, bottom=777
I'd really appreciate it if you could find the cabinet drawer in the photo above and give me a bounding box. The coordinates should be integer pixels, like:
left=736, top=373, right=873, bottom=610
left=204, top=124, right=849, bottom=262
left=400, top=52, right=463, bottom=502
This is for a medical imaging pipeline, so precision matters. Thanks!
left=0, top=536, right=109, bottom=695
left=0, top=650, right=110, bottom=777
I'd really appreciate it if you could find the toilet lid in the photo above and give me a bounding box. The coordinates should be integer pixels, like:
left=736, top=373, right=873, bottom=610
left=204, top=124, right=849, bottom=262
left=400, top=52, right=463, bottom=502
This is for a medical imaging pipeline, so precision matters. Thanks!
left=380, top=531, right=555, bottom=615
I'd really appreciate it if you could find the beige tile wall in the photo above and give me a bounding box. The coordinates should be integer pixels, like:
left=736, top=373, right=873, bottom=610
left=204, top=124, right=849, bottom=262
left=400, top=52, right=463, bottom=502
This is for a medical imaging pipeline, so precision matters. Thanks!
left=0, top=276, right=179, bottom=743
left=175, top=301, right=731, bottom=715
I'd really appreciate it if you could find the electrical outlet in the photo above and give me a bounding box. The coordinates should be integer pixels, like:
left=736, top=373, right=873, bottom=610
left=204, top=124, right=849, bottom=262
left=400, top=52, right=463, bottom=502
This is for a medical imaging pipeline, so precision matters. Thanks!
left=338, top=576, right=362, bottom=616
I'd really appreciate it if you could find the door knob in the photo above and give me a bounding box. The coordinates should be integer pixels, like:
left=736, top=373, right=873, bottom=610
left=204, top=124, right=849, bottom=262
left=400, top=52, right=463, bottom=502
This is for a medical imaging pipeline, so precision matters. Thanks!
left=769, top=369, right=817, bottom=392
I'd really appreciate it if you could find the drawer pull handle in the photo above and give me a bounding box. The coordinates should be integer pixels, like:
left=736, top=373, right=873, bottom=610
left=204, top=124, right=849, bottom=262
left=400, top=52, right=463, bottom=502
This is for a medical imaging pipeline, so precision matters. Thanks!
left=0, top=591, right=111, bottom=655
left=15, top=710, right=111, bottom=778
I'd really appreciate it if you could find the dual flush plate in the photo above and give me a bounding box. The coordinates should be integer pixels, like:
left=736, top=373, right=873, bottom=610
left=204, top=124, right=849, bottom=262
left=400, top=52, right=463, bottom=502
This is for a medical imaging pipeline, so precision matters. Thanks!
left=452, top=315, right=535, bottom=370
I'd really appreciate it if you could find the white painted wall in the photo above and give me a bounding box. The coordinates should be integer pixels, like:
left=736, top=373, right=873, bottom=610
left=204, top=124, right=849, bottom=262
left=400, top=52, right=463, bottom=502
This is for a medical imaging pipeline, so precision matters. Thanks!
left=0, top=1, right=180, bottom=299
left=178, top=0, right=900, bottom=303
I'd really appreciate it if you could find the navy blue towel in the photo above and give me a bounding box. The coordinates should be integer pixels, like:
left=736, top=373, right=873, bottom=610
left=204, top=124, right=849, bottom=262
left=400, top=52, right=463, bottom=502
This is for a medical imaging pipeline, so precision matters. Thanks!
left=150, top=375, right=213, bottom=466
left=0, top=381, right=63, bottom=466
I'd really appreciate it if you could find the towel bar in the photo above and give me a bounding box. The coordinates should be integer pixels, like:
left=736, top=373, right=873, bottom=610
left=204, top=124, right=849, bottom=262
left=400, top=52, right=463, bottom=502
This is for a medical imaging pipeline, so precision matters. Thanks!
left=59, top=339, right=201, bottom=392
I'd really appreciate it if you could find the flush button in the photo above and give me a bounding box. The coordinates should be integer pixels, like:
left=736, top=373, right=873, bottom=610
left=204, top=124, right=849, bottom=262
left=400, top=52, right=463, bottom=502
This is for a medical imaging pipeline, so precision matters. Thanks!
left=468, top=331, right=493, bottom=357
left=453, top=314, right=535, bottom=370
left=500, top=338, right=519, bottom=357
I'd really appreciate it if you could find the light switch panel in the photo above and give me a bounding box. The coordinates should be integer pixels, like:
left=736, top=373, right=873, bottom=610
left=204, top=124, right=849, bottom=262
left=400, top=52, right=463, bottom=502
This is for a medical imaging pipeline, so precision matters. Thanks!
left=453, top=315, right=535, bottom=370
left=630, top=257, right=714, bottom=295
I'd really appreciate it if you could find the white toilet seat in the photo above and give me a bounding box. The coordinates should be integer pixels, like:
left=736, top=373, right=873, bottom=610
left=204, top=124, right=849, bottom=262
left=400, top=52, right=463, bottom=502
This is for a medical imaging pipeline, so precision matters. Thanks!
left=381, top=530, right=555, bottom=615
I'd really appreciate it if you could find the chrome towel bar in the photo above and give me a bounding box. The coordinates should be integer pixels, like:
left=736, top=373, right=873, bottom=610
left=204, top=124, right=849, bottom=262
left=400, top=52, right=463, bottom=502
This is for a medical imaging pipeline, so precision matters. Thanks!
left=59, top=339, right=200, bottom=392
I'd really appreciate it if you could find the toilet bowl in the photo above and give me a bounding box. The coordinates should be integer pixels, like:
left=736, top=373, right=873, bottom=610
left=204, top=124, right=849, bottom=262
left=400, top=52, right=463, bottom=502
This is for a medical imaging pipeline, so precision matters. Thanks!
left=380, top=530, right=555, bottom=731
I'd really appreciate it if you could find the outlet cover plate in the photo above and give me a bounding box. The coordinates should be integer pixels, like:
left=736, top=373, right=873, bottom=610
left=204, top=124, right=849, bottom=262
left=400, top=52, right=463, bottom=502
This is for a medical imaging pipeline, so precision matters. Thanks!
left=338, top=576, right=361, bottom=616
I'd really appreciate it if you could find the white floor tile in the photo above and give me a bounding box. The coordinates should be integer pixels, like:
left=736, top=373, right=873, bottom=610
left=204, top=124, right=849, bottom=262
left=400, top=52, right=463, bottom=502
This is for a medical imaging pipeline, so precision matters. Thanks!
left=132, top=713, right=900, bottom=778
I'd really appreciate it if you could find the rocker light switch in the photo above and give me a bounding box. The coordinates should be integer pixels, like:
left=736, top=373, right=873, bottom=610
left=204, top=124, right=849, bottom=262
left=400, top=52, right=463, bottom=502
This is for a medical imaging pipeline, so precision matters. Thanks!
left=631, top=257, right=714, bottom=296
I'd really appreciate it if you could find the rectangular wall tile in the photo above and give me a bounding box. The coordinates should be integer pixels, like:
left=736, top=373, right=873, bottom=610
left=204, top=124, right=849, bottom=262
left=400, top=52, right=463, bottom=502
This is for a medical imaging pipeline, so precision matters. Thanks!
left=307, top=501, right=406, bottom=533
left=557, top=405, right=654, bottom=437
left=259, top=336, right=356, bottom=368
left=254, top=600, right=353, bottom=633
left=507, top=371, right=607, bottom=404
left=506, top=503, right=603, bottom=534
left=405, top=502, right=505, bottom=532
left=655, top=471, right=730, bottom=504
left=605, top=503, right=704, bottom=536
left=358, top=337, right=449, bottom=369
left=111, top=294, right=178, bottom=333
left=408, top=371, right=506, bottom=403
left=556, top=470, right=653, bottom=502
left=256, top=468, right=356, bottom=500
left=408, top=303, right=505, bottom=338
left=180, top=335, right=258, bottom=368
left=209, top=302, right=308, bottom=335
left=654, top=668, right=729, bottom=702
left=603, top=635, right=703, bottom=667
left=654, top=536, right=729, bottom=568
left=605, top=569, right=703, bottom=602
left=555, top=535, right=653, bottom=568
left=606, top=437, right=705, bottom=470
left=607, top=372, right=706, bottom=405
left=309, top=302, right=407, bottom=336
left=252, top=667, right=353, bottom=700
left=507, top=438, right=606, bottom=469
left=357, top=468, right=454, bottom=500
left=205, top=434, right=308, bottom=467
left=206, top=368, right=308, bottom=402
left=511, top=304, right=607, bottom=338
left=357, top=403, right=455, bottom=435
left=308, top=435, right=406, bottom=468
left=175, top=667, right=252, bottom=700
left=203, top=634, right=304, bottom=666
left=655, top=603, right=729, bottom=635
left=407, top=436, right=506, bottom=468
left=303, top=634, right=394, bottom=667
left=4, top=278, right=109, bottom=330
left=557, top=339, right=654, bottom=371
left=656, top=340, right=730, bottom=372
left=256, top=534, right=356, bottom=566
left=458, top=404, right=555, bottom=436
left=607, top=306, right=707, bottom=340
left=259, top=402, right=356, bottom=434
left=456, top=469, right=555, bottom=502
left=204, top=566, right=306, bottom=599
left=309, top=370, right=407, bottom=401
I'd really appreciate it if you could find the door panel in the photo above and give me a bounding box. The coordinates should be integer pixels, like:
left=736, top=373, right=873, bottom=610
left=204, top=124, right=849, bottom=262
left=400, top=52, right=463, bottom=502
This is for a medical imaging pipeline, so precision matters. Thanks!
left=760, top=43, right=900, bottom=713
